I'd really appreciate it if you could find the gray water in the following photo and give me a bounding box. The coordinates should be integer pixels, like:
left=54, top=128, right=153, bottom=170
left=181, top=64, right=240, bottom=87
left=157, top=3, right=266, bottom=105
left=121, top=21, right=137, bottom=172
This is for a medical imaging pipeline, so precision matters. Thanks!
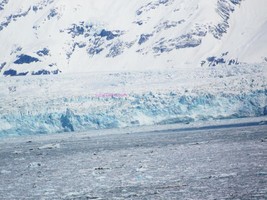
left=0, top=122, right=266, bottom=199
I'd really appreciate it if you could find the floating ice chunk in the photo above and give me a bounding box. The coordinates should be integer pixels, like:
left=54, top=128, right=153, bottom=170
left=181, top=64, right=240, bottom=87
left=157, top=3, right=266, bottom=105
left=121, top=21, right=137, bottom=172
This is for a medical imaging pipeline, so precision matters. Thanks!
left=38, top=143, right=60, bottom=150
left=0, top=170, right=11, bottom=174
left=28, top=162, right=42, bottom=168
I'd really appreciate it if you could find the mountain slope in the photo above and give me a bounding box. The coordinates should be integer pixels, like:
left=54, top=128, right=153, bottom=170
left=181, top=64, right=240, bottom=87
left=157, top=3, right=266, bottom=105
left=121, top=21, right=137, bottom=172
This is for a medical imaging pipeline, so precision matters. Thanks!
left=0, top=0, right=267, bottom=76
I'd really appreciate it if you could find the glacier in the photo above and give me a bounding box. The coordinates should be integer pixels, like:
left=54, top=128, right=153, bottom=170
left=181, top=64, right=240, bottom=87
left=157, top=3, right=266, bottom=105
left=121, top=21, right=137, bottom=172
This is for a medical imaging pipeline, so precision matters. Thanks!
left=0, top=64, right=266, bottom=137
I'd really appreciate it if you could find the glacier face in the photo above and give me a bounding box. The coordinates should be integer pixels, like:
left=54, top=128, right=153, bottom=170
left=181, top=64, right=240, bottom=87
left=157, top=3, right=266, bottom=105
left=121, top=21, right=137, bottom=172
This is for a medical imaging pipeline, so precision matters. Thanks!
left=1, top=64, right=266, bottom=137
left=0, top=0, right=267, bottom=75
left=1, top=90, right=266, bottom=137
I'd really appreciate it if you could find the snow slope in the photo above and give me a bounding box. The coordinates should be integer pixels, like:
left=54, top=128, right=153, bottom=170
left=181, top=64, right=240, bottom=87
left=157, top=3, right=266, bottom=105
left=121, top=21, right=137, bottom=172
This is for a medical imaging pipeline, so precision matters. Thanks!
left=0, top=0, right=267, bottom=75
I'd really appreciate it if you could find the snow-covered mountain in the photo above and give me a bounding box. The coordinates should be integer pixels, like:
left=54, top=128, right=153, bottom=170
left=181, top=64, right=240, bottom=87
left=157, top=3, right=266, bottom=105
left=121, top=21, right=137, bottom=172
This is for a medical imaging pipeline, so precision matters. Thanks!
left=0, top=0, right=266, bottom=137
left=0, top=0, right=267, bottom=76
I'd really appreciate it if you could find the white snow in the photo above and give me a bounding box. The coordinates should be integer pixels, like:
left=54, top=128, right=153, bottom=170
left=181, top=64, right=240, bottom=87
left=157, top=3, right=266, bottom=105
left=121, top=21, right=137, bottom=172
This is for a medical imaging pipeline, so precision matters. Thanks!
left=0, top=0, right=266, bottom=75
